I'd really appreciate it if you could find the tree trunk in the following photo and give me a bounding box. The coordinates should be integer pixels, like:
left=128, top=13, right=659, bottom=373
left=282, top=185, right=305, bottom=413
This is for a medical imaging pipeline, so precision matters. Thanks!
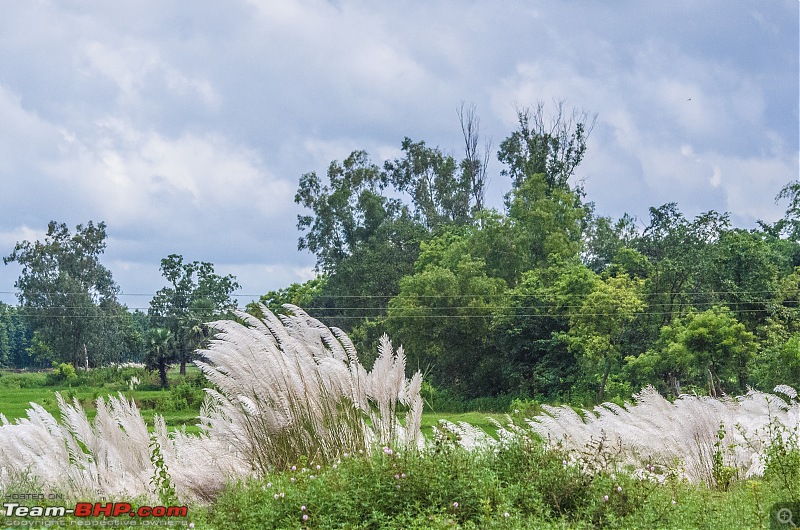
left=158, top=361, right=168, bottom=387
left=179, top=348, right=186, bottom=376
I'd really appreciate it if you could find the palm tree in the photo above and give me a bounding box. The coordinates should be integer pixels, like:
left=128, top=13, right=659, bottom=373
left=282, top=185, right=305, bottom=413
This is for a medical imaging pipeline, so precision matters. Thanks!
left=146, top=327, right=174, bottom=387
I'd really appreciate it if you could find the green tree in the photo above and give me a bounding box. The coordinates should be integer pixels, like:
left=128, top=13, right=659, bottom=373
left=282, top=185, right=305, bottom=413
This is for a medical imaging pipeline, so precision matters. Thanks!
left=145, top=327, right=174, bottom=387
left=3, top=221, right=124, bottom=367
left=0, top=303, right=32, bottom=367
left=497, top=101, right=595, bottom=191
left=149, top=255, right=240, bottom=376
left=490, top=262, right=590, bottom=400
left=635, top=205, right=730, bottom=327
left=387, top=231, right=507, bottom=397
left=383, top=137, right=472, bottom=230
left=250, top=277, right=328, bottom=316
left=564, top=270, right=645, bottom=401
left=629, top=306, right=756, bottom=397
left=504, top=172, right=590, bottom=274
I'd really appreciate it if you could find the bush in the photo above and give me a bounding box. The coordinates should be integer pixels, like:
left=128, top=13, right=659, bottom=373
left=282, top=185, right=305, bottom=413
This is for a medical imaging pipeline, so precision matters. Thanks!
left=45, top=363, right=77, bottom=386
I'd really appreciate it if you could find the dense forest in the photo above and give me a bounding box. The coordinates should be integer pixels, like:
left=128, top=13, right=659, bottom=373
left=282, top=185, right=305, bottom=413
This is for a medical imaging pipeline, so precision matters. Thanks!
left=265, top=103, right=800, bottom=404
left=3, top=103, right=799, bottom=405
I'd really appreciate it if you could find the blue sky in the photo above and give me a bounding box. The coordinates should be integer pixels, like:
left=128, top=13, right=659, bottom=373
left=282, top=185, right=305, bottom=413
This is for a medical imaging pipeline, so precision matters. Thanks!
left=0, top=1, right=797, bottom=308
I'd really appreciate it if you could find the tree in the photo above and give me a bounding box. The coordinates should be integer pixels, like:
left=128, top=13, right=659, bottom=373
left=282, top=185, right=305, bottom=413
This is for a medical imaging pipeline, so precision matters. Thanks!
left=145, top=327, right=174, bottom=387
left=634, top=205, right=730, bottom=328
left=765, top=181, right=800, bottom=242
left=490, top=262, right=587, bottom=400
left=387, top=230, right=507, bottom=397
left=249, top=277, right=328, bottom=317
left=149, top=255, right=240, bottom=377
left=504, top=172, right=590, bottom=275
left=629, top=306, right=756, bottom=397
left=0, top=303, right=32, bottom=367
left=564, top=269, right=645, bottom=401
left=3, top=221, right=124, bottom=367
left=384, top=138, right=472, bottom=230
left=458, top=102, right=491, bottom=216
left=497, top=101, right=596, bottom=191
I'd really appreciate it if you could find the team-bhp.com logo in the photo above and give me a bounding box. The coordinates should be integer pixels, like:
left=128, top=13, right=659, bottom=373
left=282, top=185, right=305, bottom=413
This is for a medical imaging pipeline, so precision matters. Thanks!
left=4, top=501, right=188, bottom=519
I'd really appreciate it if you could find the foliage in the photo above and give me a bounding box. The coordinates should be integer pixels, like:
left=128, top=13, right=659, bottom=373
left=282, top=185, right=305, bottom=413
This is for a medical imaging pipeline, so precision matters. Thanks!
left=145, top=327, right=174, bottom=387
left=628, top=306, right=756, bottom=397
left=0, top=302, right=32, bottom=367
left=251, top=276, right=328, bottom=317
left=148, top=254, right=240, bottom=377
left=565, top=271, right=645, bottom=401
left=45, top=362, right=77, bottom=386
left=497, top=101, right=595, bottom=191
left=387, top=231, right=507, bottom=397
left=3, top=221, right=129, bottom=367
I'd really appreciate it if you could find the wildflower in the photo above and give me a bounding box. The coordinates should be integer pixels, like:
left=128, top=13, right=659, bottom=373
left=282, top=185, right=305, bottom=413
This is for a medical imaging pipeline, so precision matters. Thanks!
left=514, top=409, right=520, bottom=414
left=332, top=464, right=338, bottom=469
left=291, top=465, right=297, bottom=471
left=453, top=502, right=459, bottom=508
left=310, top=475, right=315, bottom=479
left=189, top=524, right=195, bottom=529
left=302, top=467, right=307, bottom=473
left=603, top=495, right=609, bottom=502
left=274, top=494, right=279, bottom=500
left=302, top=514, right=309, bottom=521
left=316, top=464, right=321, bottom=470
left=401, top=473, right=406, bottom=478
left=672, top=499, right=677, bottom=505
left=617, top=486, right=622, bottom=492
left=343, top=453, right=349, bottom=458
left=301, top=506, right=306, bottom=511
left=266, top=482, right=272, bottom=488
left=394, top=474, right=400, bottom=479
left=504, top=512, right=510, bottom=518
left=280, top=492, right=285, bottom=498
left=290, top=477, right=295, bottom=482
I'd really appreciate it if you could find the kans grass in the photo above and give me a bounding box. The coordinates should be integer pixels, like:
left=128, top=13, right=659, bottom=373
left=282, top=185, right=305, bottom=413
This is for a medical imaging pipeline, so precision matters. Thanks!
left=0, top=305, right=798, bottom=528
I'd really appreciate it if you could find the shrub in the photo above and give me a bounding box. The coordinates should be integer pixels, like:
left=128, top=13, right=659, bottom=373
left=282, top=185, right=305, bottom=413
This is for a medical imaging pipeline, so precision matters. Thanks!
left=45, top=362, right=77, bottom=386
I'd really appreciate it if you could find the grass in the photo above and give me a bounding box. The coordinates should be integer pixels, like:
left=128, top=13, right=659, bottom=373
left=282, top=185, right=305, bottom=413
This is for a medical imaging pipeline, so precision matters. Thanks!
left=0, top=368, right=795, bottom=529
left=190, top=436, right=784, bottom=529
left=0, top=366, right=206, bottom=432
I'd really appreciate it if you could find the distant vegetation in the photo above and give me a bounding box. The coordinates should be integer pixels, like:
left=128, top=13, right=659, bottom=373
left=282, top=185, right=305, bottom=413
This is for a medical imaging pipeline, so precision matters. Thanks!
left=1, top=100, right=798, bottom=408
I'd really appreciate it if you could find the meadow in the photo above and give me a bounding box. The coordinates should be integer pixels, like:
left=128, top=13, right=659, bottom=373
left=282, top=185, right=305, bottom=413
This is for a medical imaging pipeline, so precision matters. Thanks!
left=1, top=307, right=798, bottom=529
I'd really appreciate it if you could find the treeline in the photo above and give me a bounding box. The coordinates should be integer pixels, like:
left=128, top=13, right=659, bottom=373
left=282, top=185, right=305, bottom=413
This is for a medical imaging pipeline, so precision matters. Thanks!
left=1, top=222, right=239, bottom=386
left=264, top=102, right=800, bottom=404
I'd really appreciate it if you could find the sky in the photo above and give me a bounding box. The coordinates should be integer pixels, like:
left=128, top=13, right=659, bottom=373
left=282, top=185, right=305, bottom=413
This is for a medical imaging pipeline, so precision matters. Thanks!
left=0, top=0, right=797, bottom=309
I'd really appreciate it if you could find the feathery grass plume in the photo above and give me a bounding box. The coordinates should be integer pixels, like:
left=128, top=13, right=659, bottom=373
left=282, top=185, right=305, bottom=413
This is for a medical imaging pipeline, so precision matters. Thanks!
left=0, top=392, right=246, bottom=503
left=195, top=304, right=423, bottom=473
left=0, top=393, right=156, bottom=499
left=524, top=386, right=800, bottom=485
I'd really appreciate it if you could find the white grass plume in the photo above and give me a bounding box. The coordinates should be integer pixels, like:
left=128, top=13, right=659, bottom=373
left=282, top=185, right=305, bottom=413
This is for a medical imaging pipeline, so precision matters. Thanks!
left=0, top=306, right=421, bottom=501
left=525, top=386, right=800, bottom=485
left=195, top=304, right=424, bottom=472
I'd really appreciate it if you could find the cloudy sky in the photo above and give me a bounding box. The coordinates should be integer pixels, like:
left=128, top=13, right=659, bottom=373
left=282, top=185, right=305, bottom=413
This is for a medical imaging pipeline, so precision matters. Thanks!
left=0, top=1, right=797, bottom=309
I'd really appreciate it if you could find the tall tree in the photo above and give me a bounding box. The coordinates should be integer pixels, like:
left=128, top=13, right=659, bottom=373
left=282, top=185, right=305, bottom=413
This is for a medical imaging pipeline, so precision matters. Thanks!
left=3, top=221, right=123, bottom=367
left=497, top=101, right=596, bottom=191
left=458, top=102, right=491, bottom=216
left=148, top=255, right=239, bottom=376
